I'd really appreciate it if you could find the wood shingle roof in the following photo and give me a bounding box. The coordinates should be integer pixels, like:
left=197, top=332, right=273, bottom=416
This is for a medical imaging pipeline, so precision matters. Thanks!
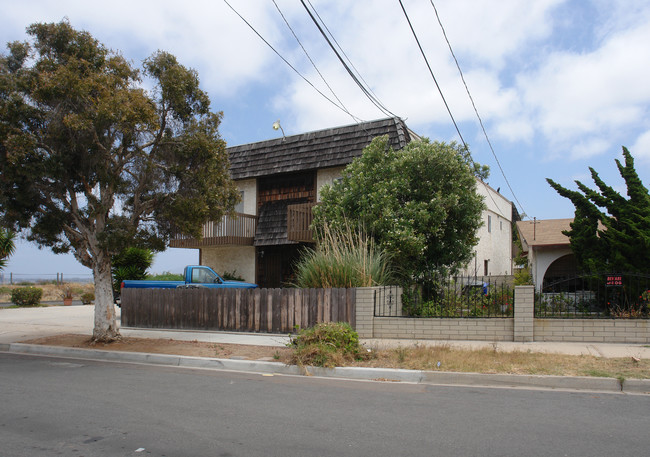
left=227, top=117, right=414, bottom=180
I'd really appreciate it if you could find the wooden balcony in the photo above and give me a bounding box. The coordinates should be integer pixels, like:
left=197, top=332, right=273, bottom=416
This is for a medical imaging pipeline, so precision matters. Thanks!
left=169, top=213, right=257, bottom=248
left=287, top=202, right=317, bottom=243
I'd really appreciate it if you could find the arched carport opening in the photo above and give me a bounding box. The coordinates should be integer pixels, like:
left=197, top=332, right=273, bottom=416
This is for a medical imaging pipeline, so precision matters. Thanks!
left=542, top=253, right=578, bottom=290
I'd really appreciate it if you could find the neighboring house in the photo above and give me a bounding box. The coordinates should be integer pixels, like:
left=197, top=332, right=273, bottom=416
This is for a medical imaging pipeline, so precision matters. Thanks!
left=516, top=218, right=578, bottom=290
left=460, top=183, right=514, bottom=278
left=171, top=117, right=513, bottom=287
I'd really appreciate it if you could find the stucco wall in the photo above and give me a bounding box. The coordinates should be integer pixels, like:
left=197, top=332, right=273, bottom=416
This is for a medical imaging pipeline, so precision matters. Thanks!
left=460, top=182, right=513, bottom=276
left=201, top=246, right=256, bottom=284
left=236, top=179, right=257, bottom=215
left=316, top=166, right=345, bottom=202
left=531, top=246, right=572, bottom=291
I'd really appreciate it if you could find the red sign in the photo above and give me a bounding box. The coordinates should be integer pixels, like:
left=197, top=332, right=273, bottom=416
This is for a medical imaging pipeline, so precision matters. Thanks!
left=606, top=276, right=622, bottom=286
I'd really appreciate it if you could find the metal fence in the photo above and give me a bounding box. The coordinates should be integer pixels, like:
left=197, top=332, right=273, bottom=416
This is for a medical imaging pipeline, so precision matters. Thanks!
left=375, top=275, right=514, bottom=318
left=0, top=273, right=93, bottom=285
left=536, top=273, right=650, bottom=318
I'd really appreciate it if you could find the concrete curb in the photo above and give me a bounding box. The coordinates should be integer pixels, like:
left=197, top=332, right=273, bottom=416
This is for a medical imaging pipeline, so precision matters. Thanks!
left=2, top=343, right=649, bottom=394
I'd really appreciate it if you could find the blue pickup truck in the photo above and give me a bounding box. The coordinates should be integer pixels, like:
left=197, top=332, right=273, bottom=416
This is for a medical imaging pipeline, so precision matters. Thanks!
left=121, top=265, right=258, bottom=290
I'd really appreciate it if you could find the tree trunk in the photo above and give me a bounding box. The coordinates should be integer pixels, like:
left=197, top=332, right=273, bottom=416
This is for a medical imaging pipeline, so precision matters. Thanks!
left=92, top=256, right=120, bottom=342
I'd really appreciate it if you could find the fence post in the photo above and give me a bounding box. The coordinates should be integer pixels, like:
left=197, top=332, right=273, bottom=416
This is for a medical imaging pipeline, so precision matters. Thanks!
left=354, top=287, right=375, bottom=338
left=514, top=285, right=534, bottom=342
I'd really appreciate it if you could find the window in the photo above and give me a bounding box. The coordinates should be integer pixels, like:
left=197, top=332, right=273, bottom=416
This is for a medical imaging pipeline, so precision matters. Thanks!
left=484, top=260, right=489, bottom=276
left=487, top=215, right=492, bottom=233
left=234, top=191, right=245, bottom=213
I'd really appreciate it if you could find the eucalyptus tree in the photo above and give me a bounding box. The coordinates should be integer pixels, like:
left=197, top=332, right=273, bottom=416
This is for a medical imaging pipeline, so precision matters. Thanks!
left=0, top=21, right=239, bottom=340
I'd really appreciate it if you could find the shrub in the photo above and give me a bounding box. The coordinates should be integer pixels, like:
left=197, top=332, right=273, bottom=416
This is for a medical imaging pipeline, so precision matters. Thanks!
left=293, top=223, right=394, bottom=288
left=288, top=322, right=370, bottom=367
left=80, top=292, right=95, bottom=304
left=222, top=270, right=245, bottom=281
left=11, top=287, right=43, bottom=307
left=145, top=271, right=183, bottom=281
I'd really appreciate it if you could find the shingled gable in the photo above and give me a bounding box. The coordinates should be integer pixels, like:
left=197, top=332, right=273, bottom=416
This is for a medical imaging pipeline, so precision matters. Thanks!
left=227, top=117, right=414, bottom=180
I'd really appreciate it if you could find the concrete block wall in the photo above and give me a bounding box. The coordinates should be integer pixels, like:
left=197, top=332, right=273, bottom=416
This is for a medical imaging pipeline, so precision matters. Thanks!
left=535, top=319, right=650, bottom=343
left=514, top=285, right=534, bottom=342
left=355, top=285, right=650, bottom=343
left=372, top=317, right=513, bottom=341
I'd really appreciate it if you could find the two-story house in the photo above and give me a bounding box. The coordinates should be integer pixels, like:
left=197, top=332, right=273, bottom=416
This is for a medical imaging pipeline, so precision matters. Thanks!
left=171, top=117, right=513, bottom=287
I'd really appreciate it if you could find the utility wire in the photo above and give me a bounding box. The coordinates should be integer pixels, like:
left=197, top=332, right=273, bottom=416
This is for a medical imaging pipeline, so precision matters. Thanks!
left=305, top=0, right=385, bottom=108
left=222, top=0, right=353, bottom=119
left=429, top=0, right=527, bottom=217
left=397, top=0, right=505, bottom=216
left=271, top=0, right=363, bottom=124
left=300, top=0, right=400, bottom=119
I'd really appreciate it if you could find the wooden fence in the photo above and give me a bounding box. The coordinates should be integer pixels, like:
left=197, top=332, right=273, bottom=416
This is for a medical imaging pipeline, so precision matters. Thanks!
left=121, top=287, right=356, bottom=333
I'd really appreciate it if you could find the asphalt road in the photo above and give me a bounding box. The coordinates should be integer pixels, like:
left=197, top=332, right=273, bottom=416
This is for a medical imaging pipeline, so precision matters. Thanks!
left=1, top=352, right=649, bottom=457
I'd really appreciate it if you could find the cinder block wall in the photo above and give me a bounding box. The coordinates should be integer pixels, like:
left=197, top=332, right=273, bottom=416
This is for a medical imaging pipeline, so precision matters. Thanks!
left=535, top=319, right=650, bottom=343
left=355, top=285, right=650, bottom=343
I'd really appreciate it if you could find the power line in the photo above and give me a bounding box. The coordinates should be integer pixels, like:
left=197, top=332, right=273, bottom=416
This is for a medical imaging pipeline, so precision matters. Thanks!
left=429, top=0, right=527, bottom=217
left=300, top=0, right=400, bottom=119
left=397, top=0, right=505, bottom=216
left=222, top=0, right=353, bottom=119
left=271, top=0, right=363, bottom=124
left=305, top=0, right=385, bottom=108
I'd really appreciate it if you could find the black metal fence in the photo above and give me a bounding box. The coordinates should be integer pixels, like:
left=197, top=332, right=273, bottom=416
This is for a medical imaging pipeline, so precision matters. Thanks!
left=375, top=275, right=514, bottom=318
left=536, top=273, right=650, bottom=318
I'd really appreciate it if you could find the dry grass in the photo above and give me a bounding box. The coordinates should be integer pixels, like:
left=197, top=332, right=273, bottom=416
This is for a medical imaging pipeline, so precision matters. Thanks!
left=23, top=334, right=650, bottom=380
left=355, top=344, right=650, bottom=379
left=0, top=283, right=94, bottom=303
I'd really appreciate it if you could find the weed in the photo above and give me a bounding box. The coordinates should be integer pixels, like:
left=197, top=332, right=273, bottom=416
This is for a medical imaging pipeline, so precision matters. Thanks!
left=273, top=351, right=281, bottom=360
left=288, top=322, right=371, bottom=367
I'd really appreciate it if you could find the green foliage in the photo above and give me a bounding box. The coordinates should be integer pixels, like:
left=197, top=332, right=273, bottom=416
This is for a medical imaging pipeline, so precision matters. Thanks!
left=221, top=270, right=244, bottom=281
left=145, top=271, right=183, bottom=281
left=111, top=247, right=154, bottom=294
left=288, top=322, right=370, bottom=368
left=402, top=281, right=513, bottom=317
left=313, top=136, right=486, bottom=283
left=10, top=286, right=42, bottom=306
left=514, top=268, right=533, bottom=285
left=80, top=292, right=95, bottom=304
left=547, top=147, right=650, bottom=273
left=293, top=223, right=394, bottom=288
left=0, top=228, right=15, bottom=270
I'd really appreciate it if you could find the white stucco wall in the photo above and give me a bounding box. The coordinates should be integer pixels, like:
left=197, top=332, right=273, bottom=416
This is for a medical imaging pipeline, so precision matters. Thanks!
left=531, top=246, right=573, bottom=291
left=200, top=246, right=256, bottom=283
left=461, top=182, right=513, bottom=276
left=235, top=179, right=257, bottom=215
left=316, top=166, right=345, bottom=202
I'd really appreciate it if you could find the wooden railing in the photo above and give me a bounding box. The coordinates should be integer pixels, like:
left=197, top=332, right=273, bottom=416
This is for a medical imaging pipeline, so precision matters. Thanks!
left=169, top=213, right=257, bottom=248
left=287, top=202, right=317, bottom=242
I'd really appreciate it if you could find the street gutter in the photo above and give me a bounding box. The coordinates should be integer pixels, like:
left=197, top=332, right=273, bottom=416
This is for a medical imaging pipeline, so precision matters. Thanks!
left=2, top=342, right=649, bottom=395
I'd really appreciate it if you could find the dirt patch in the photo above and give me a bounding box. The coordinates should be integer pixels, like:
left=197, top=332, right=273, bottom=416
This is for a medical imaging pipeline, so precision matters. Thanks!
left=23, top=334, right=291, bottom=362
left=19, top=334, right=650, bottom=380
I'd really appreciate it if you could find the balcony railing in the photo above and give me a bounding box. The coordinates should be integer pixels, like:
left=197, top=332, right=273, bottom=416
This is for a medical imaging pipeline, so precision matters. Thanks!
left=287, top=202, right=317, bottom=243
left=169, top=213, right=257, bottom=248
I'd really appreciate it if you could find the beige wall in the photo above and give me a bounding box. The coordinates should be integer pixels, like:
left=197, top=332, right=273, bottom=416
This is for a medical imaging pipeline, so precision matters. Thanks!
left=201, top=246, right=256, bottom=283
left=535, top=319, right=650, bottom=343
left=461, top=182, right=513, bottom=276
left=316, top=166, right=345, bottom=202
left=235, top=179, right=257, bottom=215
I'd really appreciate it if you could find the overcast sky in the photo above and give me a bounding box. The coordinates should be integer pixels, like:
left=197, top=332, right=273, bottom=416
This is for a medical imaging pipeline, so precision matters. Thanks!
left=1, top=0, right=650, bottom=278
